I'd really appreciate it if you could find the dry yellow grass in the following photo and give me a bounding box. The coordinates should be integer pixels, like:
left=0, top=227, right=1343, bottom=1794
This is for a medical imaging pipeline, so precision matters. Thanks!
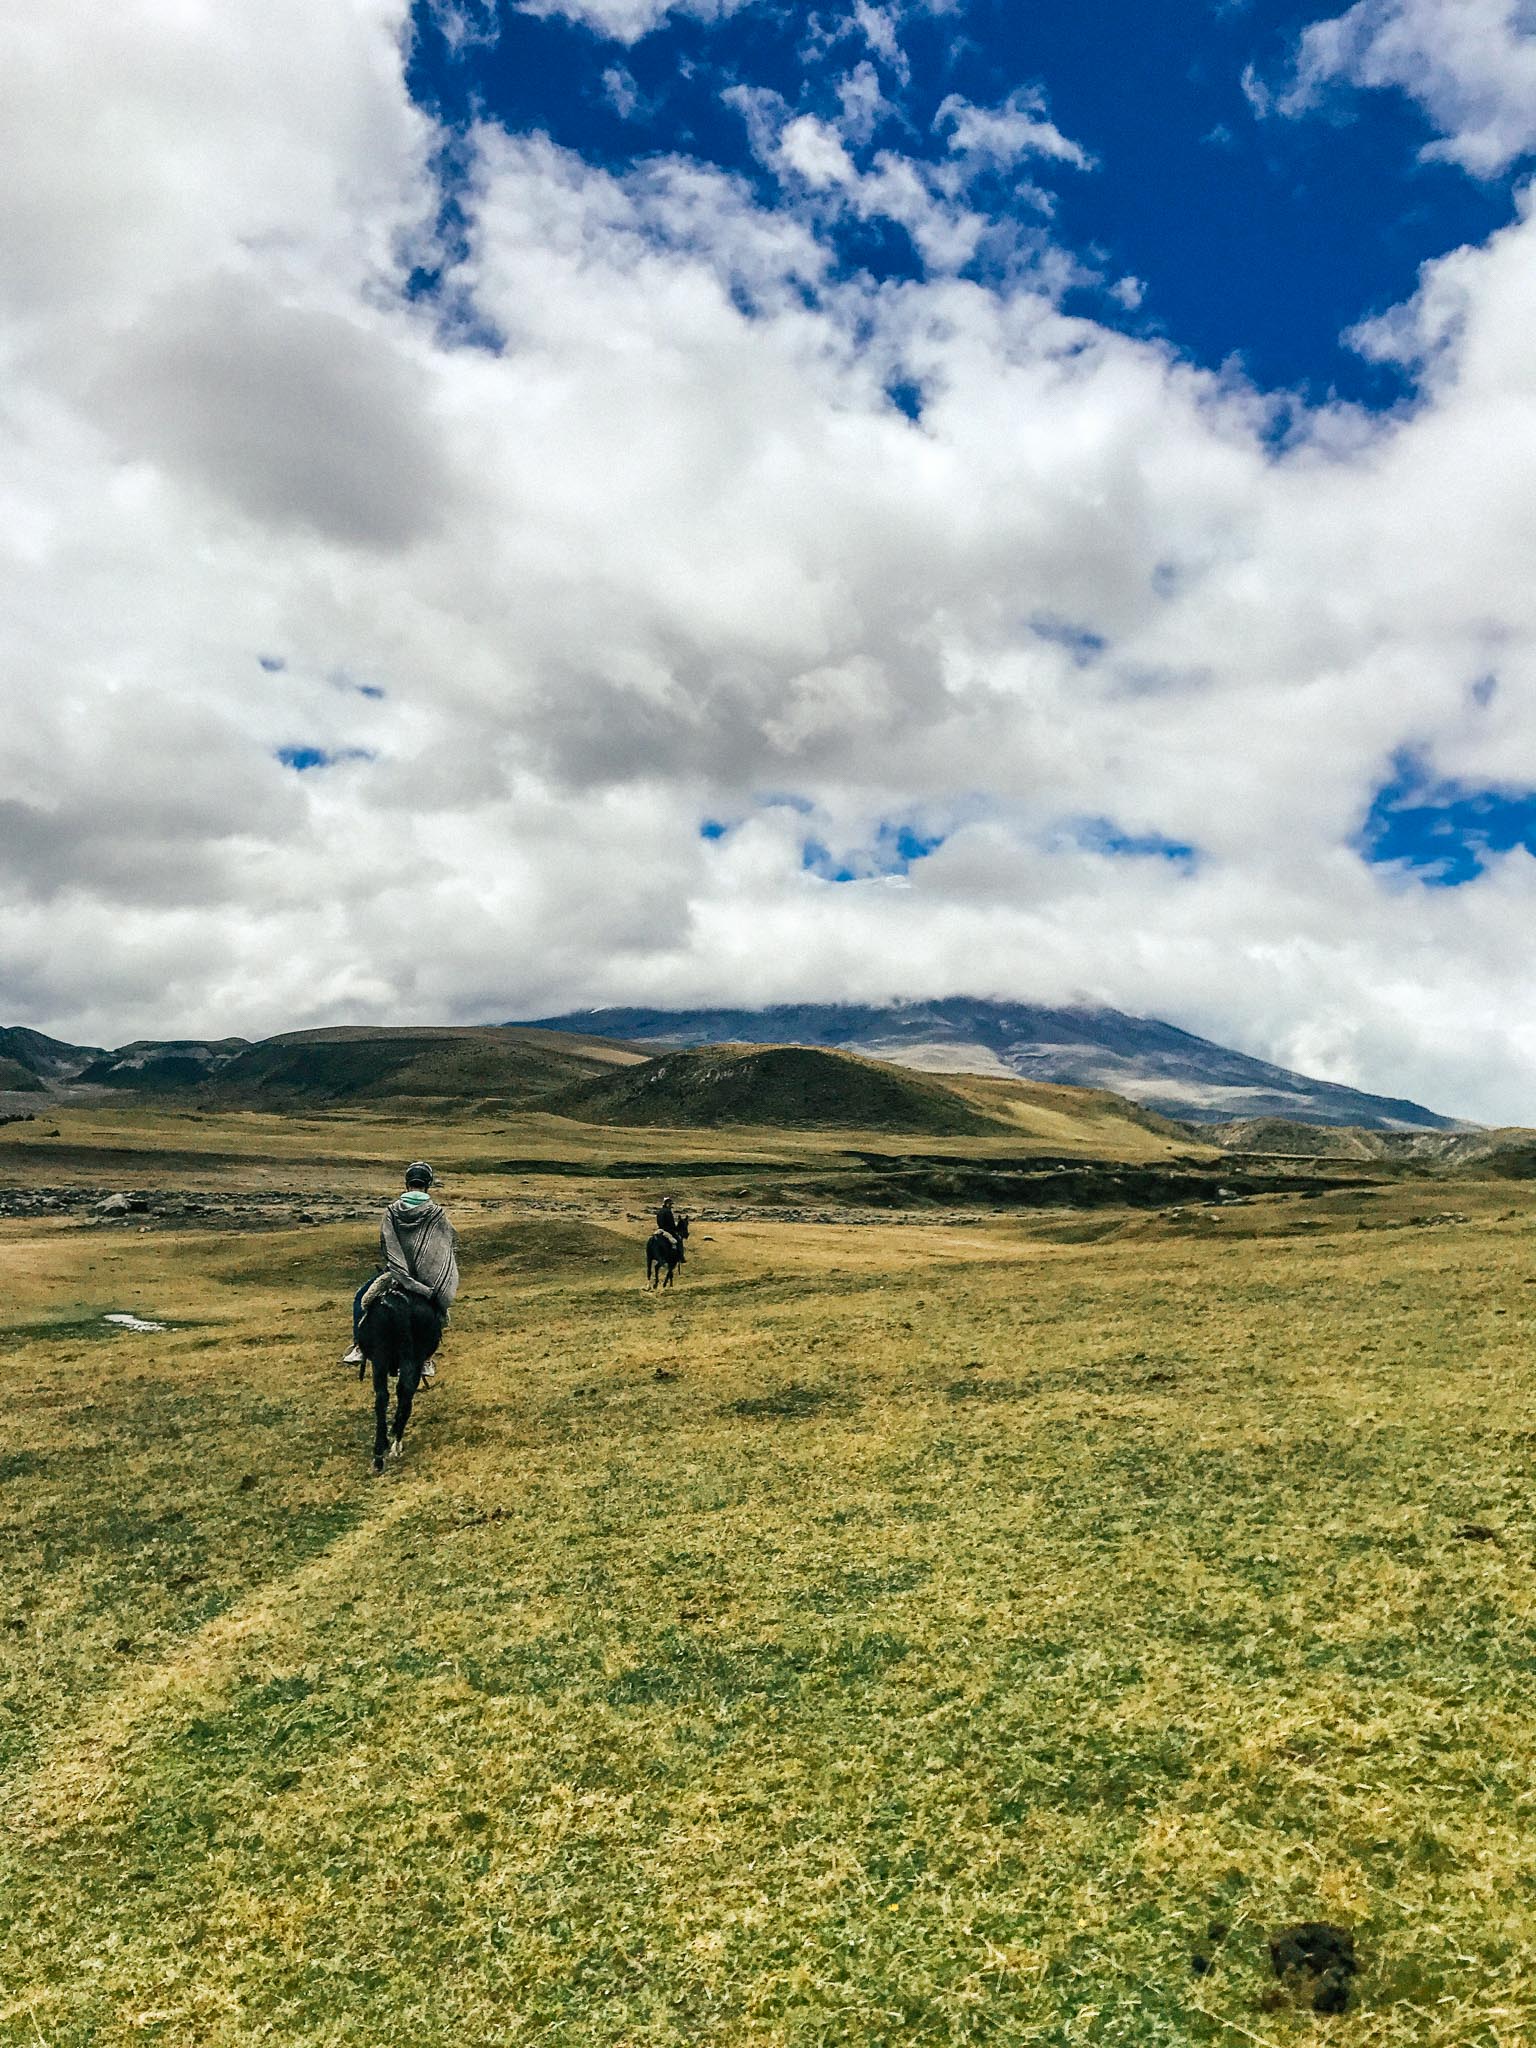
left=2, top=1109, right=1534, bottom=2045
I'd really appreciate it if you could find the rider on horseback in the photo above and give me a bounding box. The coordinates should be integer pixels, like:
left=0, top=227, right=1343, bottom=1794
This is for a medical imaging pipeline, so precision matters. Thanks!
left=656, top=1193, right=680, bottom=1242
left=344, top=1162, right=460, bottom=1378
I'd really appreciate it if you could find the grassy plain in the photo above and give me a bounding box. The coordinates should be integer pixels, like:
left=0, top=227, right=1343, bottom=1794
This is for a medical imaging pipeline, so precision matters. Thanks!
left=3, top=1104, right=1536, bottom=2046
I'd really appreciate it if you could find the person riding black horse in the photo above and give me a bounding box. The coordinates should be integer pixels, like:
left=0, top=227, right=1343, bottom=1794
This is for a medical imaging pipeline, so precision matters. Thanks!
left=655, top=1193, right=684, bottom=1264
left=344, top=1161, right=460, bottom=1381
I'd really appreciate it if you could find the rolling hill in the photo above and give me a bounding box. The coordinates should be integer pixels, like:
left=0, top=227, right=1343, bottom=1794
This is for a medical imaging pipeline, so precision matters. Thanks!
left=210, top=1026, right=646, bottom=1106
left=523, top=998, right=1459, bottom=1131
left=0, top=1024, right=647, bottom=1110
left=551, top=1044, right=1012, bottom=1135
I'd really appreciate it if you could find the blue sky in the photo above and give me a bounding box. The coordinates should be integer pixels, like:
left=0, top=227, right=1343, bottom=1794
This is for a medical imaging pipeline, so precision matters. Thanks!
left=405, top=0, right=1515, bottom=403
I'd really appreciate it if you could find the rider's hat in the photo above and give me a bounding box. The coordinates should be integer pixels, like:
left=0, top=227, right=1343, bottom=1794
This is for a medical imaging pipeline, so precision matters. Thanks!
left=404, top=1161, right=435, bottom=1188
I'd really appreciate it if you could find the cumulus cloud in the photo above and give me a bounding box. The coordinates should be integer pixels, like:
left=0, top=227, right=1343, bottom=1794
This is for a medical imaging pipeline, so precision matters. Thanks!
left=92, top=275, right=454, bottom=549
left=5, top=0, right=1536, bottom=1121
left=1280, top=0, right=1536, bottom=176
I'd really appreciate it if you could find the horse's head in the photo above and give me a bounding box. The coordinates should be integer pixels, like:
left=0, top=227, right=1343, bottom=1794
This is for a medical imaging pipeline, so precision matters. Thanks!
left=677, top=1214, right=690, bottom=1238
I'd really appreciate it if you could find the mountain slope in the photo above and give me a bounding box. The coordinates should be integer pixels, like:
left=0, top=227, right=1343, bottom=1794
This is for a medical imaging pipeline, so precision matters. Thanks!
left=0, top=1026, right=107, bottom=1084
left=76, top=1039, right=251, bottom=1090
left=211, top=1025, right=646, bottom=1106
left=0, top=1023, right=648, bottom=1108
left=551, top=1044, right=1011, bottom=1134
left=521, top=999, right=1458, bottom=1131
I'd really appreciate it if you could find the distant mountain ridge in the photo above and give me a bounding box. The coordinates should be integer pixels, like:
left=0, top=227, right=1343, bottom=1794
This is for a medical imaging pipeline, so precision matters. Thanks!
left=0, top=1023, right=646, bottom=1108
left=2, top=1000, right=1460, bottom=1131
left=521, top=999, right=1459, bottom=1131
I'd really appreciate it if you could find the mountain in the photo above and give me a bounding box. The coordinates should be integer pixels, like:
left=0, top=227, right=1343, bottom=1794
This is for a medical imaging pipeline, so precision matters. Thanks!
left=520, top=999, right=1459, bottom=1131
left=2, top=1001, right=1459, bottom=1131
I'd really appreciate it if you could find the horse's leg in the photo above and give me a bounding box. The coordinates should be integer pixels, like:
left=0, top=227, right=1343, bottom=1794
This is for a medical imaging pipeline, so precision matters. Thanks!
left=391, top=1356, right=420, bottom=1458
left=371, top=1358, right=391, bottom=1473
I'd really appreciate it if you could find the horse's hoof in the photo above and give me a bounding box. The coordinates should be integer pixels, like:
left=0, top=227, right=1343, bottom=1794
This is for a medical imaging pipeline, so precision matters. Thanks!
left=388, top=1436, right=404, bottom=1461
left=371, top=1456, right=385, bottom=1476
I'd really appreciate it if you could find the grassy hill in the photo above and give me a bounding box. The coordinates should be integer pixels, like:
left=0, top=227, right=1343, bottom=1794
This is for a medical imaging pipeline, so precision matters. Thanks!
left=1205, top=1118, right=1536, bottom=1179
left=551, top=1043, right=1020, bottom=1135
left=210, top=1025, right=646, bottom=1108
left=0, top=1056, right=45, bottom=1092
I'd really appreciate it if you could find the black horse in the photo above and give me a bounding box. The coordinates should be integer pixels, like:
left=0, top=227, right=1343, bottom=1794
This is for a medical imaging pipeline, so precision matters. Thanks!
left=357, top=1289, right=442, bottom=1474
left=646, top=1214, right=689, bottom=1289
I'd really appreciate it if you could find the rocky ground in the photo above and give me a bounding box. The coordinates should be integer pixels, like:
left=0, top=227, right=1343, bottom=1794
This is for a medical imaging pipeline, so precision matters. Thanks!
left=0, top=1186, right=377, bottom=1229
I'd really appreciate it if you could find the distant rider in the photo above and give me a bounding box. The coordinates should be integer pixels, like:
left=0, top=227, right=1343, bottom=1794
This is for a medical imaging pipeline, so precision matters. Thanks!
left=654, top=1193, right=684, bottom=1266
left=343, top=1162, right=460, bottom=1380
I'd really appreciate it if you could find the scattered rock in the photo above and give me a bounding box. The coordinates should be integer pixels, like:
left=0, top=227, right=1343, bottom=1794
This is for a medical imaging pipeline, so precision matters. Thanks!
left=94, top=1193, right=133, bottom=1216
left=1190, top=1952, right=1213, bottom=1976
left=1269, top=1922, right=1357, bottom=2015
left=654, top=1367, right=680, bottom=1381
left=113, top=1637, right=134, bottom=1654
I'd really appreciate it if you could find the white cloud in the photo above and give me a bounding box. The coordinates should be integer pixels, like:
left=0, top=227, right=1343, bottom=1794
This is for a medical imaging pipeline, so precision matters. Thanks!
left=515, top=0, right=755, bottom=43
left=836, top=60, right=893, bottom=146
left=777, top=112, right=860, bottom=188
left=851, top=1, right=910, bottom=82
left=726, top=81, right=1090, bottom=273
left=602, top=63, right=644, bottom=119
left=935, top=87, right=1094, bottom=171
left=1281, top=0, right=1536, bottom=176
left=5, top=0, right=1536, bottom=1122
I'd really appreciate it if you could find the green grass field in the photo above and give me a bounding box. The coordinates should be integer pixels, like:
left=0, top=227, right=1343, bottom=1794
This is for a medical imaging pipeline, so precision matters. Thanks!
left=4, top=1104, right=1536, bottom=2045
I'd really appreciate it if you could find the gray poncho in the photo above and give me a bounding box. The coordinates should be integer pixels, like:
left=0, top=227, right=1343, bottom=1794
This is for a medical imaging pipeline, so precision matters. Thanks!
left=378, top=1193, right=460, bottom=1316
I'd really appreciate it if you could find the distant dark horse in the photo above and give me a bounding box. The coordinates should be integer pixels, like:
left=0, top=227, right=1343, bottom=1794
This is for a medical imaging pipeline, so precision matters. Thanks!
left=357, top=1289, right=442, bottom=1473
left=646, top=1215, right=689, bottom=1289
